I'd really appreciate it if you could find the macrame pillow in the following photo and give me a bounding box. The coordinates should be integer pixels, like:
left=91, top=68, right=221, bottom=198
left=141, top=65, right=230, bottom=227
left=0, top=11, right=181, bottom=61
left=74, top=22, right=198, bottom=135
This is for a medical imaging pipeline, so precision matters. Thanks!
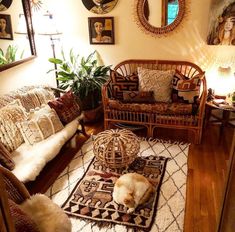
left=0, top=142, right=15, bottom=170
left=122, top=91, right=155, bottom=103
left=48, top=91, right=81, bottom=125
left=17, top=105, right=64, bottom=145
left=172, top=70, right=205, bottom=104
left=0, top=100, right=27, bottom=152
left=8, top=199, right=40, bottom=232
left=110, top=70, right=139, bottom=101
left=138, top=67, right=175, bottom=103
left=15, top=88, right=55, bottom=112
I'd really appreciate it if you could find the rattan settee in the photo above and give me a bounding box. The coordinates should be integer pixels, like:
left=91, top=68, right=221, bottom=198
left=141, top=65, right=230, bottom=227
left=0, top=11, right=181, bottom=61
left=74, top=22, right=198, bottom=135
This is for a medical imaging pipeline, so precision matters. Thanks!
left=102, top=59, right=207, bottom=144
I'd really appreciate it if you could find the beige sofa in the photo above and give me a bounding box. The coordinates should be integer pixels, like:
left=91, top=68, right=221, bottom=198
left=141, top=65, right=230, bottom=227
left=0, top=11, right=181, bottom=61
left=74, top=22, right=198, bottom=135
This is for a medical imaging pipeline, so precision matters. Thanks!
left=0, top=86, right=84, bottom=183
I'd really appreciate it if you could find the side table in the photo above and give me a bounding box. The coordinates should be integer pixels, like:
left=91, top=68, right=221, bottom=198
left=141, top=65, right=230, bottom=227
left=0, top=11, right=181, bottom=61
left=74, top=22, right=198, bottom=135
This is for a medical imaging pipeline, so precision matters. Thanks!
left=205, top=101, right=235, bottom=142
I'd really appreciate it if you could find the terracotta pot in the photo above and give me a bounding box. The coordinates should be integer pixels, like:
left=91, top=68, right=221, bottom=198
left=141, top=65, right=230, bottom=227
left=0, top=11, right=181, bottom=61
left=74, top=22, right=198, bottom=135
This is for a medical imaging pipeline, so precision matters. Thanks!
left=83, top=104, right=103, bottom=123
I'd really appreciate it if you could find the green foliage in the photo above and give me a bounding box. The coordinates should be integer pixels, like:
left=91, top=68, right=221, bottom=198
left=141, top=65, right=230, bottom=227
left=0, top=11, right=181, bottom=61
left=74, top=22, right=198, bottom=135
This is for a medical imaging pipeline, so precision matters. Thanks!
left=0, top=45, right=24, bottom=65
left=48, top=50, right=111, bottom=110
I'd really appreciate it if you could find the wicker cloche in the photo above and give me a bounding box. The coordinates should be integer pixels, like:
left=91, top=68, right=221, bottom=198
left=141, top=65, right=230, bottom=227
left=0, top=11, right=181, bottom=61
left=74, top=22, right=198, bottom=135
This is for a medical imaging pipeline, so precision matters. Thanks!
left=93, top=129, right=140, bottom=169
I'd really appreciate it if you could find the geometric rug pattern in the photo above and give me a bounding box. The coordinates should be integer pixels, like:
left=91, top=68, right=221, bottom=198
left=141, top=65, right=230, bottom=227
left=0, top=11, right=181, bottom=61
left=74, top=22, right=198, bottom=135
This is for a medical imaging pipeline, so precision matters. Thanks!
left=62, top=155, right=168, bottom=231
left=45, top=137, right=189, bottom=232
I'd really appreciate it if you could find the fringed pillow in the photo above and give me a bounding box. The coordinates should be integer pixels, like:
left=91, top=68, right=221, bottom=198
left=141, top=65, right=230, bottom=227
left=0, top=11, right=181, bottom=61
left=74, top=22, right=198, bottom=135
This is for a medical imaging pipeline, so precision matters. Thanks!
left=0, top=100, right=27, bottom=152
left=138, top=67, right=175, bottom=103
left=172, top=70, right=205, bottom=104
left=17, top=105, right=64, bottom=145
left=110, top=70, right=139, bottom=101
left=48, top=91, right=81, bottom=125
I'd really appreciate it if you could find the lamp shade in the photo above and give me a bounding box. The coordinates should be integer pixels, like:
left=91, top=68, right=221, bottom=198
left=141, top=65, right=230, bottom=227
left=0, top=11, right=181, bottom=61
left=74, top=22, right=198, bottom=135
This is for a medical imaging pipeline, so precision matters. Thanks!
left=15, top=14, right=27, bottom=35
left=37, top=12, right=62, bottom=36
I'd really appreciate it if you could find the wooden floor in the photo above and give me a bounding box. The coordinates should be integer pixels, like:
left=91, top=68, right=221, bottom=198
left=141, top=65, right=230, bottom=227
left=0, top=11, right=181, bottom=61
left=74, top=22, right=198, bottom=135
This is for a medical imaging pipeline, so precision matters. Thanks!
left=26, top=120, right=234, bottom=232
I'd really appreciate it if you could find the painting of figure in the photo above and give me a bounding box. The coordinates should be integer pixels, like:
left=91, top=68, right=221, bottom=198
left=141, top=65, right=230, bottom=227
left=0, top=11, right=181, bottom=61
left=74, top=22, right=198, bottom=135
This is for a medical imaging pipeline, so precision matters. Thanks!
left=207, top=0, right=235, bottom=45
left=0, top=14, right=13, bottom=40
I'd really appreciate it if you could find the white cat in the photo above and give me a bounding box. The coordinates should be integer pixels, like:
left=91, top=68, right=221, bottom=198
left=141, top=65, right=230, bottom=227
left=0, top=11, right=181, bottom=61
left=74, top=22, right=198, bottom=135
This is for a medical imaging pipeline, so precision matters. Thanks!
left=112, top=173, right=155, bottom=214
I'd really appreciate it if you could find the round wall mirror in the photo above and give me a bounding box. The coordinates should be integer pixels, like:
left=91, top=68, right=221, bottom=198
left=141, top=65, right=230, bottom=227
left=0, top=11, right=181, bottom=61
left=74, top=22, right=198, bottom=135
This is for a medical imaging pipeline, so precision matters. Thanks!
left=136, top=0, right=185, bottom=35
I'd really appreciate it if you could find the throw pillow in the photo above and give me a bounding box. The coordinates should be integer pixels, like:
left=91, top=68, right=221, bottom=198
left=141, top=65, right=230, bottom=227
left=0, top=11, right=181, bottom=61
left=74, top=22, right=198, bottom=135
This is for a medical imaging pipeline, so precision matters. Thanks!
left=122, top=91, right=155, bottom=103
left=0, top=100, right=27, bottom=152
left=48, top=91, right=81, bottom=125
left=0, top=142, right=15, bottom=170
left=138, top=67, right=175, bottom=103
left=8, top=199, right=40, bottom=232
left=17, top=105, right=64, bottom=145
left=110, top=70, right=139, bottom=101
left=172, top=70, right=205, bottom=103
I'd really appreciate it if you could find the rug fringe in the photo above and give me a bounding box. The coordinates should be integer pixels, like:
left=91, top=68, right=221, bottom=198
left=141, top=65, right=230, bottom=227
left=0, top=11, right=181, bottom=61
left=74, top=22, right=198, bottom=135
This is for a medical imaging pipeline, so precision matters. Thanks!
left=139, top=136, right=190, bottom=146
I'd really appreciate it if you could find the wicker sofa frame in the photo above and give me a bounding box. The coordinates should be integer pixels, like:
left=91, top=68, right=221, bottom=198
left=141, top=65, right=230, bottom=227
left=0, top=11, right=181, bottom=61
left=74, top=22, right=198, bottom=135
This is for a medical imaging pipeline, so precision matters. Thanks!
left=102, top=59, right=207, bottom=144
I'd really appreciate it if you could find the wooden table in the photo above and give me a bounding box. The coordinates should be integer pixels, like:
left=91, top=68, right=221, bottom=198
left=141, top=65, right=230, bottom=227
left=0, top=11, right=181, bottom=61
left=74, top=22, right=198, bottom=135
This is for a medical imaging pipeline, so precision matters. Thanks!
left=205, top=101, right=235, bottom=142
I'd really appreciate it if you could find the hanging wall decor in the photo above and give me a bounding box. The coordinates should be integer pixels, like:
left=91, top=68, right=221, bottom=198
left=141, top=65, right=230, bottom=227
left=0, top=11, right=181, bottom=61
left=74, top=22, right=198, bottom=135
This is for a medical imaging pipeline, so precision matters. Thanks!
left=88, top=17, right=114, bottom=44
left=207, top=0, right=235, bottom=46
left=0, top=0, right=13, bottom=11
left=0, top=14, right=13, bottom=40
left=82, top=0, right=118, bottom=14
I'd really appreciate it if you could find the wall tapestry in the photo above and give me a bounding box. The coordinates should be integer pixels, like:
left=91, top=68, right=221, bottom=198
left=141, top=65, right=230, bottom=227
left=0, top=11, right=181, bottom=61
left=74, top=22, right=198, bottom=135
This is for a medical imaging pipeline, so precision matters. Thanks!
left=207, top=0, right=235, bottom=45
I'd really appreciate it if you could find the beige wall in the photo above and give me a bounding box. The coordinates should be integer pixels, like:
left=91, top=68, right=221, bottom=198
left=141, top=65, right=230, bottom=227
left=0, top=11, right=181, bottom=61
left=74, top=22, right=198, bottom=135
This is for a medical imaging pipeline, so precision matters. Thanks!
left=0, top=0, right=234, bottom=95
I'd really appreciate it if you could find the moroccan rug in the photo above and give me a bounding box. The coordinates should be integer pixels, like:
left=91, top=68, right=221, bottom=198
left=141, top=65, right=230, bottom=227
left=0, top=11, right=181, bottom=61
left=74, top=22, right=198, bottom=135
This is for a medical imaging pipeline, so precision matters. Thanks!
left=45, top=137, right=189, bottom=232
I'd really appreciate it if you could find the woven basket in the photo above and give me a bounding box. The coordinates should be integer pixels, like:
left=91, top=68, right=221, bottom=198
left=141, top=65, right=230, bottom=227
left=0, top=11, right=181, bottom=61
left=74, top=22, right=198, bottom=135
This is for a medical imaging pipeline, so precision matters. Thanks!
left=93, top=129, right=140, bottom=169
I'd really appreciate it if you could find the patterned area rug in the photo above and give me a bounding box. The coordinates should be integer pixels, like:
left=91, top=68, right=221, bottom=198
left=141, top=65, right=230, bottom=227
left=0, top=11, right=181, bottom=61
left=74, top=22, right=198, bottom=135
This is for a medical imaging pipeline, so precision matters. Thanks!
left=62, top=155, right=168, bottom=231
left=45, top=137, right=189, bottom=232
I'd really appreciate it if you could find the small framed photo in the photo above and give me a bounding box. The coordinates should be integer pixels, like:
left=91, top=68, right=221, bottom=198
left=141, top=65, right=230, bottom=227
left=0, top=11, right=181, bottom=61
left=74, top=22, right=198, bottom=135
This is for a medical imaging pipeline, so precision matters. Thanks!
left=0, top=14, right=13, bottom=40
left=88, top=17, right=114, bottom=45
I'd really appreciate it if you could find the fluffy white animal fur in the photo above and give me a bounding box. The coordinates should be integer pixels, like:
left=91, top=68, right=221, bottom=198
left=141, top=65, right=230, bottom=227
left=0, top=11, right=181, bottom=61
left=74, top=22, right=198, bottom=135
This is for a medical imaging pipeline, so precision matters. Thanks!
left=113, top=173, right=155, bottom=214
left=20, top=194, right=71, bottom=232
left=11, top=119, right=79, bottom=183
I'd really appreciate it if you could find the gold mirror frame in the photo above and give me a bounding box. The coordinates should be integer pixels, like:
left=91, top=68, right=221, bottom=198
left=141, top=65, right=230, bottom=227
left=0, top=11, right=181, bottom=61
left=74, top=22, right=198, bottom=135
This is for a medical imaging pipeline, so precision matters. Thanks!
left=0, top=0, right=36, bottom=72
left=135, top=0, right=186, bottom=36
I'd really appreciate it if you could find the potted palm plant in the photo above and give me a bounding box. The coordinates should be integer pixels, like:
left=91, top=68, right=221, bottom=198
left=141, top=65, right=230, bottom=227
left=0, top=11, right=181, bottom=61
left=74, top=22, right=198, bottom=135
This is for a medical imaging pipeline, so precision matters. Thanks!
left=48, top=50, right=111, bottom=122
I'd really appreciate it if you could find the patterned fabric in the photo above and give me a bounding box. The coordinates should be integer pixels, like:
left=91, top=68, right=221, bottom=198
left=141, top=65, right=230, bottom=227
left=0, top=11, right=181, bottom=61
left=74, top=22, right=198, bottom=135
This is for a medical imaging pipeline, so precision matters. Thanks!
left=138, top=67, right=175, bottom=103
left=0, top=86, right=55, bottom=111
left=172, top=70, right=205, bottom=104
left=110, top=70, right=139, bottom=100
left=0, top=100, right=27, bottom=152
left=0, top=142, right=15, bottom=170
left=8, top=199, right=40, bottom=232
left=122, top=91, right=155, bottom=103
left=45, top=137, right=189, bottom=232
left=17, top=106, right=64, bottom=145
left=48, top=91, right=81, bottom=125
left=108, top=99, right=193, bottom=115
left=62, top=155, right=168, bottom=230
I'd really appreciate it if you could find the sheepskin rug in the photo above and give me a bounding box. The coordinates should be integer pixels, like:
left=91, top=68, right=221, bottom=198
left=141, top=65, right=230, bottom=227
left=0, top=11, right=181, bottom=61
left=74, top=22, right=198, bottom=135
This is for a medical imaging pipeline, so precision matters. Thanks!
left=20, top=194, right=71, bottom=232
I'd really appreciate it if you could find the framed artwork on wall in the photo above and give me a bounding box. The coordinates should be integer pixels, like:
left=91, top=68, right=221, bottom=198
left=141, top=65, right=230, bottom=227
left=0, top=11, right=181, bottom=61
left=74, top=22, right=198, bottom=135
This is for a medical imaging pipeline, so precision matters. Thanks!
left=207, top=1, right=235, bottom=46
left=82, top=0, right=118, bottom=14
left=88, top=17, right=114, bottom=45
left=0, top=0, right=13, bottom=11
left=0, top=14, right=13, bottom=40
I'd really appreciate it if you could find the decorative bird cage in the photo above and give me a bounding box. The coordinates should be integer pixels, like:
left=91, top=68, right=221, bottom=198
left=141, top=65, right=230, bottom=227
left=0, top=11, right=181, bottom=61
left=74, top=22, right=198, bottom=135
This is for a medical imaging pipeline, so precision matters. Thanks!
left=93, top=129, right=140, bottom=169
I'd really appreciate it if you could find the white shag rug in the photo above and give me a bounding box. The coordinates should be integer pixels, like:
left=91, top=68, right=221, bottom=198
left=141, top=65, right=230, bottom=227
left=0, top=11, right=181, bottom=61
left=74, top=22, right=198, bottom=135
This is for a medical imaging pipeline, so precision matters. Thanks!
left=45, top=137, right=189, bottom=232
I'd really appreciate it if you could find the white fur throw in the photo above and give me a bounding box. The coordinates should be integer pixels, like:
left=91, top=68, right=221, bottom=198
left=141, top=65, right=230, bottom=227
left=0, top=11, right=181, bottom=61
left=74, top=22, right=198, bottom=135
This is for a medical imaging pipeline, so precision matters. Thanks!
left=20, top=194, right=71, bottom=232
left=11, top=118, right=79, bottom=183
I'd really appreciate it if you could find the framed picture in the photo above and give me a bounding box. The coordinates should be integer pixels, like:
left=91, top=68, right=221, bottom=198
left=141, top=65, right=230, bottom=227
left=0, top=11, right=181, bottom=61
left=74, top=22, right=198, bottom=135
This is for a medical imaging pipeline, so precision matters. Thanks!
left=0, top=14, right=13, bottom=40
left=82, top=0, right=118, bottom=14
left=88, top=17, right=114, bottom=45
left=207, top=1, right=235, bottom=46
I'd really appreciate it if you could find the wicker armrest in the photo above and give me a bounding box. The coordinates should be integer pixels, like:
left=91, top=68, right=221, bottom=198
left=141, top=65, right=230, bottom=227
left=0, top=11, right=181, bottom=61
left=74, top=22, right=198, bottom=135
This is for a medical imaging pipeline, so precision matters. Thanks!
left=0, top=167, right=30, bottom=204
